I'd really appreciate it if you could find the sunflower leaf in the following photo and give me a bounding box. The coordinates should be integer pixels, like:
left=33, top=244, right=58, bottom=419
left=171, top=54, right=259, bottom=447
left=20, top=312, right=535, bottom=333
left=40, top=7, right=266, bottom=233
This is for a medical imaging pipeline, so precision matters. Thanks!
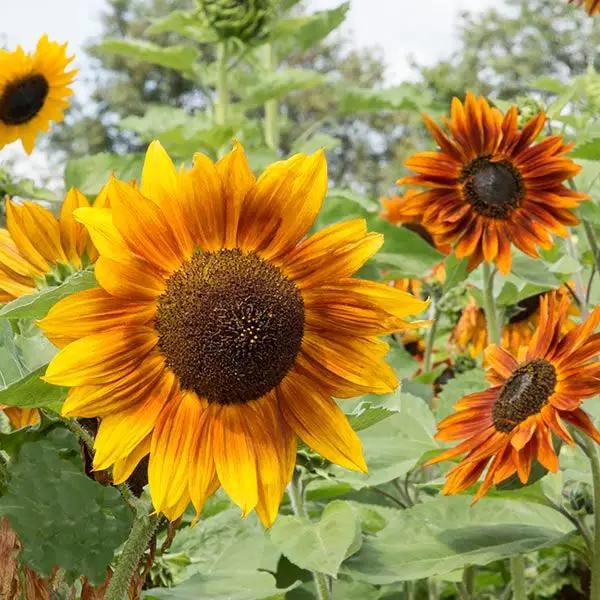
left=0, top=270, right=97, bottom=321
left=0, top=428, right=132, bottom=584
left=0, top=366, right=65, bottom=412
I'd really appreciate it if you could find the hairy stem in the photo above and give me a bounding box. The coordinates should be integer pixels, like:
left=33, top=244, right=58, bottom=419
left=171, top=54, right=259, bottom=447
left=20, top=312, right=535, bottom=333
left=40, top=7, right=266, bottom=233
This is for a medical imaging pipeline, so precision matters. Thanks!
left=510, top=556, right=527, bottom=600
left=481, top=261, right=501, bottom=345
left=287, top=473, right=331, bottom=600
left=105, top=504, right=159, bottom=600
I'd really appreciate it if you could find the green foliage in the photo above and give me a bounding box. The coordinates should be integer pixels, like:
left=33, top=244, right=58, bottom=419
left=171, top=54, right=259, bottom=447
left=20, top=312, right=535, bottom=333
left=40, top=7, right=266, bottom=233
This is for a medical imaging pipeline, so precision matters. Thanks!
left=0, top=367, right=66, bottom=412
left=0, top=428, right=132, bottom=584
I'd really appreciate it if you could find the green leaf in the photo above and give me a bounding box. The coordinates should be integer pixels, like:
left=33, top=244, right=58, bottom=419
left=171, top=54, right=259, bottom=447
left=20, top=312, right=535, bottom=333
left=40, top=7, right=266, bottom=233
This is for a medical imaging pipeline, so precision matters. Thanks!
left=367, top=217, right=444, bottom=278
left=0, top=175, right=60, bottom=203
left=271, top=3, right=349, bottom=53
left=0, top=270, right=97, bottom=320
left=291, top=133, right=340, bottom=155
left=337, top=84, right=426, bottom=114
left=436, top=368, right=486, bottom=421
left=0, top=428, right=132, bottom=584
left=65, top=153, right=144, bottom=196
left=571, top=138, right=600, bottom=160
left=329, top=394, right=437, bottom=489
left=0, top=367, right=65, bottom=412
left=342, top=496, right=574, bottom=584
left=146, top=10, right=218, bottom=43
left=96, top=39, right=199, bottom=73
left=442, top=255, right=470, bottom=295
left=241, top=69, right=326, bottom=109
left=270, top=500, right=361, bottom=577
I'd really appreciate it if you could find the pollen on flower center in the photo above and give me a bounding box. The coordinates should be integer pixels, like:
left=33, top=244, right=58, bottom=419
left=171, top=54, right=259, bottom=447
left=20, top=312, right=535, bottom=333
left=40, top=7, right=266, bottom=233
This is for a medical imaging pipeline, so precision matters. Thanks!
left=155, top=248, right=305, bottom=405
left=462, top=157, right=524, bottom=219
left=0, top=74, right=49, bottom=125
left=492, top=358, right=557, bottom=433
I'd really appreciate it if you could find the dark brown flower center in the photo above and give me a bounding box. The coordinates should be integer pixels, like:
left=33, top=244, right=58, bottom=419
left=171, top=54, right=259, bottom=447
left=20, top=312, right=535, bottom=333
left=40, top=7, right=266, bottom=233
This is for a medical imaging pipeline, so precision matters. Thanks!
left=155, top=249, right=304, bottom=405
left=0, top=74, right=49, bottom=125
left=492, top=359, right=556, bottom=433
left=462, top=157, right=524, bottom=219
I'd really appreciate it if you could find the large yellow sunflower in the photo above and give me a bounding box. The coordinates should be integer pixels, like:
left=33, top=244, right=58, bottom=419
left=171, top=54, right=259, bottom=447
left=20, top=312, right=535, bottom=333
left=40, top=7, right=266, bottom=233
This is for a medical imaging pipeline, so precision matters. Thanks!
left=569, top=0, right=600, bottom=15
left=429, top=292, right=600, bottom=501
left=398, top=92, right=587, bottom=274
left=0, top=35, right=77, bottom=154
left=40, top=141, right=429, bottom=525
left=0, top=188, right=102, bottom=429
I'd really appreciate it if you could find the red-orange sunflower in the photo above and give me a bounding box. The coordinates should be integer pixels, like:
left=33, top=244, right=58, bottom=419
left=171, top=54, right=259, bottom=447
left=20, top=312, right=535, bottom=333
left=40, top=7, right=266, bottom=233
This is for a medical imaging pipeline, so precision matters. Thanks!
left=399, top=92, right=587, bottom=274
left=569, top=0, right=600, bottom=15
left=429, top=292, right=600, bottom=501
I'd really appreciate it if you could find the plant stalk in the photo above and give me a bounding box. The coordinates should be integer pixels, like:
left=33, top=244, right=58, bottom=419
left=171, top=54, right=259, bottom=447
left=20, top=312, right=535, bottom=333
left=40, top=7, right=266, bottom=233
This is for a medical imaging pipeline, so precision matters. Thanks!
left=263, top=43, right=279, bottom=151
left=566, top=231, right=589, bottom=317
left=584, top=435, right=600, bottom=599
left=584, top=219, right=600, bottom=275
left=215, top=41, right=229, bottom=127
left=105, top=505, right=159, bottom=600
left=423, top=299, right=438, bottom=374
left=481, top=261, right=501, bottom=345
left=287, top=474, right=331, bottom=600
left=510, top=556, right=527, bottom=600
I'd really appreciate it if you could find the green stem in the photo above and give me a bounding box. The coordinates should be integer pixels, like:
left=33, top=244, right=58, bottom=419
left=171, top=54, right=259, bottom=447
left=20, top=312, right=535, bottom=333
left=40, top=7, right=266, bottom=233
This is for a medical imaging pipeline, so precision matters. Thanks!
left=423, top=300, right=438, bottom=373
left=583, top=219, right=600, bottom=275
left=263, top=43, right=279, bottom=151
left=215, top=41, right=229, bottom=127
left=105, top=504, right=159, bottom=600
left=510, top=556, right=527, bottom=600
left=566, top=232, right=589, bottom=317
left=61, top=417, right=94, bottom=452
left=481, top=261, right=501, bottom=345
left=287, top=474, right=331, bottom=600
left=584, top=435, right=600, bottom=599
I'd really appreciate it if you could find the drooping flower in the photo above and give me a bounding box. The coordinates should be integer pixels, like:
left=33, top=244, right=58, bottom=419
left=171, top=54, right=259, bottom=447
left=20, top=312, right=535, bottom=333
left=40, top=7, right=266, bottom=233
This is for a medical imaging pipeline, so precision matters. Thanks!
left=429, top=292, right=600, bottom=501
left=398, top=92, right=587, bottom=274
left=452, top=287, right=578, bottom=358
left=198, top=0, right=274, bottom=43
left=40, top=141, right=429, bottom=525
left=0, top=35, right=77, bottom=154
left=568, top=0, right=600, bottom=15
left=0, top=188, right=103, bottom=429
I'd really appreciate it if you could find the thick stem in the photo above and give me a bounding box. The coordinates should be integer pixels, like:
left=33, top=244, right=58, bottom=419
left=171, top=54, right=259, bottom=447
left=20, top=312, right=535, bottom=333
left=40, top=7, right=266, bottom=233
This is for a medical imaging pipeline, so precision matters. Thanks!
left=215, top=42, right=229, bottom=127
left=105, top=506, right=159, bottom=600
left=423, top=300, right=438, bottom=373
left=585, top=435, right=600, bottom=600
left=510, top=556, right=527, bottom=600
left=287, top=474, right=331, bottom=600
left=263, top=43, right=279, bottom=151
left=481, top=261, right=501, bottom=345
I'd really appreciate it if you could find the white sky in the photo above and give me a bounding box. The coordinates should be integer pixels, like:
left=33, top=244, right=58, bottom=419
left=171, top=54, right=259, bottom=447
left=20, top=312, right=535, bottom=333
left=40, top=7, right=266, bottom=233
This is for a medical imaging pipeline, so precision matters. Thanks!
left=0, top=0, right=497, bottom=180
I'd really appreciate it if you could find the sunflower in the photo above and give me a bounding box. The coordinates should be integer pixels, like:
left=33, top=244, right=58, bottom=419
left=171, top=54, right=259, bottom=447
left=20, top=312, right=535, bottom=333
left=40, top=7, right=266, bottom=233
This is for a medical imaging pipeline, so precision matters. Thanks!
left=429, top=292, right=600, bottom=501
left=40, top=141, right=429, bottom=525
left=0, top=188, right=101, bottom=429
left=452, top=287, right=577, bottom=358
left=569, top=0, right=600, bottom=15
left=0, top=35, right=77, bottom=154
left=398, top=92, right=587, bottom=274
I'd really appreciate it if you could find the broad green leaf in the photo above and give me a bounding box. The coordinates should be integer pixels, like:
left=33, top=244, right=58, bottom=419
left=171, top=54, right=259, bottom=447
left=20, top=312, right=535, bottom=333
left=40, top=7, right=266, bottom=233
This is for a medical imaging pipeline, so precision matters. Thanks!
left=65, top=153, right=144, bottom=196
left=442, top=255, right=470, bottom=294
left=120, top=105, right=194, bottom=138
left=241, top=69, right=326, bottom=109
left=0, top=428, right=132, bottom=584
left=337, top=84, right=426, bottom=114
left=0, top=270, right=97, bottom=320
left=0, top=175, right=60, bottom=203
left=271, top=3, right=349, bottom=54
left=96, top=39, right=199, bottom=73
left=571, top=138, right=600, bottom=160
left=368, top=217, right=444, bottom=278
left=436, top=368, right=486, bottom=421
left=146, top=10, right=218, bottom=43
left=0, top=367, right=65, bottom=412
left=291, top=133, right=340, bottom=155
left=329, top=394, right=437, bottom=489
left=342, top=496, right=574, bottom=584
left=580, top=200, right=600, bottom=225
left=270, top=500, right=361, bottom=577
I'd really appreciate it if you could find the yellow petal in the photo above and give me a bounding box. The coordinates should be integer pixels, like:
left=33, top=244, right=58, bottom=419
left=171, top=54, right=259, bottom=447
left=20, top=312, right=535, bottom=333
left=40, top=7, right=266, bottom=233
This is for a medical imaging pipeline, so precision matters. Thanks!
left=59, top=188, right=90, bottom=267
left=95, top=256, right=165, bottom=300
left=74, top=205, right=131, bottom=262
left=5, top=199, right=49, bottom=272
left=112, top=434, right=151, bottom=484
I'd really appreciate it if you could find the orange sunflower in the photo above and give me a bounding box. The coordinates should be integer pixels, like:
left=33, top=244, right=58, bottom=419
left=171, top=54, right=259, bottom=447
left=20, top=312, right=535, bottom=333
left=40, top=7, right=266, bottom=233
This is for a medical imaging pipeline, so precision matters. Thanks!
left=399, top=92, right=587, bottom=274
left=0, top=35, right=77, bottom=154
left=569, top=0, right=600, bottom=15
left=429, top=292, right=600, bottom=501
left=40, top=141, right=429, bottom=525
left=0, top=189, right=102, bottom=429
left=452, top=287, right=577, bottom=358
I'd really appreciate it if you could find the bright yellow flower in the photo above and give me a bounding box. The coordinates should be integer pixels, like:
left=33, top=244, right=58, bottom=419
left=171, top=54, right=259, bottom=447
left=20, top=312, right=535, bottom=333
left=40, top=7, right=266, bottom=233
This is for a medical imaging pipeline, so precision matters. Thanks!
left=0, top=35, right=77, bottom=154
left=40, top=141, right=429, bottom=525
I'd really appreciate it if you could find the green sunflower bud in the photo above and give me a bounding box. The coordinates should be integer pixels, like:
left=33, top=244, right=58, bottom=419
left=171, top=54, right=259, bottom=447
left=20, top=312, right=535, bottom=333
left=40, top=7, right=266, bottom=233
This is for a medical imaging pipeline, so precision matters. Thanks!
left=516, top=97, right=546, bottom=128
left=197, top=0, right=274, bottom=43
